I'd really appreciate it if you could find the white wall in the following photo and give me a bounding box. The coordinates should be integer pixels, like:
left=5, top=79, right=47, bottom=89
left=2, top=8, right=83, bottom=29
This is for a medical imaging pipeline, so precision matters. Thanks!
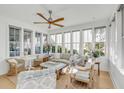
left=108, top=6, right=124, bottom=89
left=0, top=15, right=48, bottom=75
left=49, top=19, right=109, bottom=71
left=109, top=62, right=124, bottom=88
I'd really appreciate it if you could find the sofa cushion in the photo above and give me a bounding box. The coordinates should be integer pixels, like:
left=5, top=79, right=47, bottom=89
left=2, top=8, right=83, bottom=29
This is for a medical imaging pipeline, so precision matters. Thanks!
left=54, top=53, right=60, bottom=59
left=60, top=53, right=71, bottom=60
left=51, top=58, right=70, bottom=64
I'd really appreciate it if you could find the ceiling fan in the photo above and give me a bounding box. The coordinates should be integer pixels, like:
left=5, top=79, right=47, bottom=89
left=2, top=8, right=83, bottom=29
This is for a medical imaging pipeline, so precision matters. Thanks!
left=33, top=10, right=64, bottom=29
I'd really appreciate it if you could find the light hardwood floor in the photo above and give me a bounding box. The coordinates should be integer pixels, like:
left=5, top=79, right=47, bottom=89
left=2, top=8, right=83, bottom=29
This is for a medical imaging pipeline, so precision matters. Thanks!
left=0, top=70, right=114, bottom=89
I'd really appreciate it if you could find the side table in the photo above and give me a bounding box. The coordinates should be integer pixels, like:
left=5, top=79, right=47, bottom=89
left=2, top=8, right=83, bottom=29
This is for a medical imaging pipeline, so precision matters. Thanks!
left=95, top=61, right=100, bottom=76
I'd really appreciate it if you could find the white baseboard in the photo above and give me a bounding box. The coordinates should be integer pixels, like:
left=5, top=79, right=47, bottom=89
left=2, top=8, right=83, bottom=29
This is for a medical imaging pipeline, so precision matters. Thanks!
left=109, top=70, right=119, bottom=89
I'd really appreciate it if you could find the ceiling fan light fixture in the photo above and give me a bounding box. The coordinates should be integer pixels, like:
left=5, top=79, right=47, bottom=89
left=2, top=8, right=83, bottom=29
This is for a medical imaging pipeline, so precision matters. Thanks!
left=34, top=10, right=64, bottom=29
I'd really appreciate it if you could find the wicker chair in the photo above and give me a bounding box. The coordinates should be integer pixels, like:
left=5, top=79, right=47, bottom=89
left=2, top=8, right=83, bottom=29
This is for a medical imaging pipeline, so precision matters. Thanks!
left=6, top=58, right=25, bottom=75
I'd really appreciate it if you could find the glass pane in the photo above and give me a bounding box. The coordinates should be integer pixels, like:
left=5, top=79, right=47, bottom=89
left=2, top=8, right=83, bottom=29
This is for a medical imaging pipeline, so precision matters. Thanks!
left=72, top=31, right=80, bottom=43
left=56, top=34, right=62, bottom=44
left=64, top=44, right=71, bottom=53
left=43, top=34, right=47, bottom=44
left=15, top=35, right=20, bottom=42
left=50, top=35, right=56, bottom=43
left=24, top=31, right=32, bottom=55
left=9, top=36, right=14, bottom=41
left=83, top=29, right=92, bottom=42
left=9, top=27, right=20, bottom=57
left=10, top=42, right=15, bottom=51
left=95, top=42, right=105, bottom=56
left=57, top=44, right=62, bottom=53
left=95, top=27, right=106, bottom=42
left=72, top=43, right=79, bottom=54
left=9, top=28, right=14, bottom=36
left=64, top=32, right=71, bottom=43
left=35, top=32, right=41, bottom=54
left=83, top=43, right=92, bottom=56
left=43, top=34, right=48, bottom=53
left=51, top=45, right=56, bottom=53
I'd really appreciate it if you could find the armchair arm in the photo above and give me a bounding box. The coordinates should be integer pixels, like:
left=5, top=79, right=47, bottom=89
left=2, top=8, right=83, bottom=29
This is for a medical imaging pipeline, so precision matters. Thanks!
left=6, top=59, right=17, bottom=66
left=7, top=62, right=17, bottom=68
left=75, top=66, right=90, bottom=71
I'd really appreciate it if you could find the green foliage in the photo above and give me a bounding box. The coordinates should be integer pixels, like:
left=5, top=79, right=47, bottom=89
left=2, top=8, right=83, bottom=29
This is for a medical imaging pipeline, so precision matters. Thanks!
left=57, top=46, right=62, bottom=53
left=51, top=45, right=55, bottom=53
left=73, top=49, right=78, bottom=54
left=92, top=50, right=105, bottom=58
left=43, top=45, right=51, bottom=54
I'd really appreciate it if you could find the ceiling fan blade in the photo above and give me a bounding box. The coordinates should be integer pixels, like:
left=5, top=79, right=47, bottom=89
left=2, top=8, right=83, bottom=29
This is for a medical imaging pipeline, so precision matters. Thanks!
left=52, top=23, right=64, bottom=27
left=51, top=17, right=64, bottom=23
left=37, top=13, right=49, bottom=22
left=33, top=22, right=48, bottom=24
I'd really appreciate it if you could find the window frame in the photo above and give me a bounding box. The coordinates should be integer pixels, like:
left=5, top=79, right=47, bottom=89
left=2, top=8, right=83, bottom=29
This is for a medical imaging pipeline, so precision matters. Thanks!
left=72, top=30, right=80, bottom=54
left=63, top=32, right=71, bottom=53
left=23, top=29, right=32, bottom=55
left=35, top=32, right=42, bottom=54
left=82, top=28, right=93, bottom=57
left=56, top=33, right=63, bottom=53
left=9, top=25, right=21, bottom=57
left=94, top=26, right=106, bottom=57
left=50, top=34, right=56, bottom=53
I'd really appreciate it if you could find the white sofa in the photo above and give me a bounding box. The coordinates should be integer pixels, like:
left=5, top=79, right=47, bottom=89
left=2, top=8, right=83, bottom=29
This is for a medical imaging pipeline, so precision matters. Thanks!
left=49, top=53, right=84, bottom=66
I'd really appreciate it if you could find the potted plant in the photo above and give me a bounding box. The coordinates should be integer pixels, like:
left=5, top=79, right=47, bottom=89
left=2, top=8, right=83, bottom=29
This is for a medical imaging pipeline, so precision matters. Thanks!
left=92, top=50, right=105, bottom=59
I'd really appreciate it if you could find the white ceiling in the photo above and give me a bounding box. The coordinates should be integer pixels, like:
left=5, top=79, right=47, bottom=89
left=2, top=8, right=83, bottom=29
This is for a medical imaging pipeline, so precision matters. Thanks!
left=0, top=4, right=118, bottom=30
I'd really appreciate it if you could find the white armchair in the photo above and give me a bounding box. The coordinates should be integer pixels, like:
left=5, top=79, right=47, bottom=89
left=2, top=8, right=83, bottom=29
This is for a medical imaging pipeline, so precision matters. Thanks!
left=16, top=69, right=56, bottom=89
left=71, top=62, right=95, bottom=88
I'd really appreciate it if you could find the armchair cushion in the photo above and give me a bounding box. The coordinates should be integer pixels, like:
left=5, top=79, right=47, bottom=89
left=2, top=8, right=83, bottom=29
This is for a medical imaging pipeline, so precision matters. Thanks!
left=7, top=59, right=17, bottom=64
left=74, top=71, right=90, bottom=81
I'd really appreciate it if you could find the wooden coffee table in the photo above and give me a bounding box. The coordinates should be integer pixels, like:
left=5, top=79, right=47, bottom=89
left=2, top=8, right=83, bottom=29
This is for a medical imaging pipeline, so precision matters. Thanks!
left=40, top=61, right=67, bottom=79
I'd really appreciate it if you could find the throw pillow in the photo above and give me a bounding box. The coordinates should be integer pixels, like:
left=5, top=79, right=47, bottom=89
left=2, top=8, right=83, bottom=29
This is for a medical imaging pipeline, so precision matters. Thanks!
left=54, top=53, right=60, bottom=59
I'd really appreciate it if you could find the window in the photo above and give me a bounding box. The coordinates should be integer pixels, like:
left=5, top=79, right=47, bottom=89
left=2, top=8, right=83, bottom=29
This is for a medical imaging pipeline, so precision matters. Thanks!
left=50, top=34, right=56, bottom=53
left=56, top=34, right=62, bottom=53
left=95, top=27, right=106, bottom=57
left=35, top=32, right=42, bottom=54
left=43, top=34, right=48, bottom=53
left=9, top=26, right=21, bottom=57
left=83, top=29, right=92, bottom=57
left=64, top=32, right=71, bottom=53
left=24, top=30, right=32, bottom=55
left=72, top=31, right=80, bottom=54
